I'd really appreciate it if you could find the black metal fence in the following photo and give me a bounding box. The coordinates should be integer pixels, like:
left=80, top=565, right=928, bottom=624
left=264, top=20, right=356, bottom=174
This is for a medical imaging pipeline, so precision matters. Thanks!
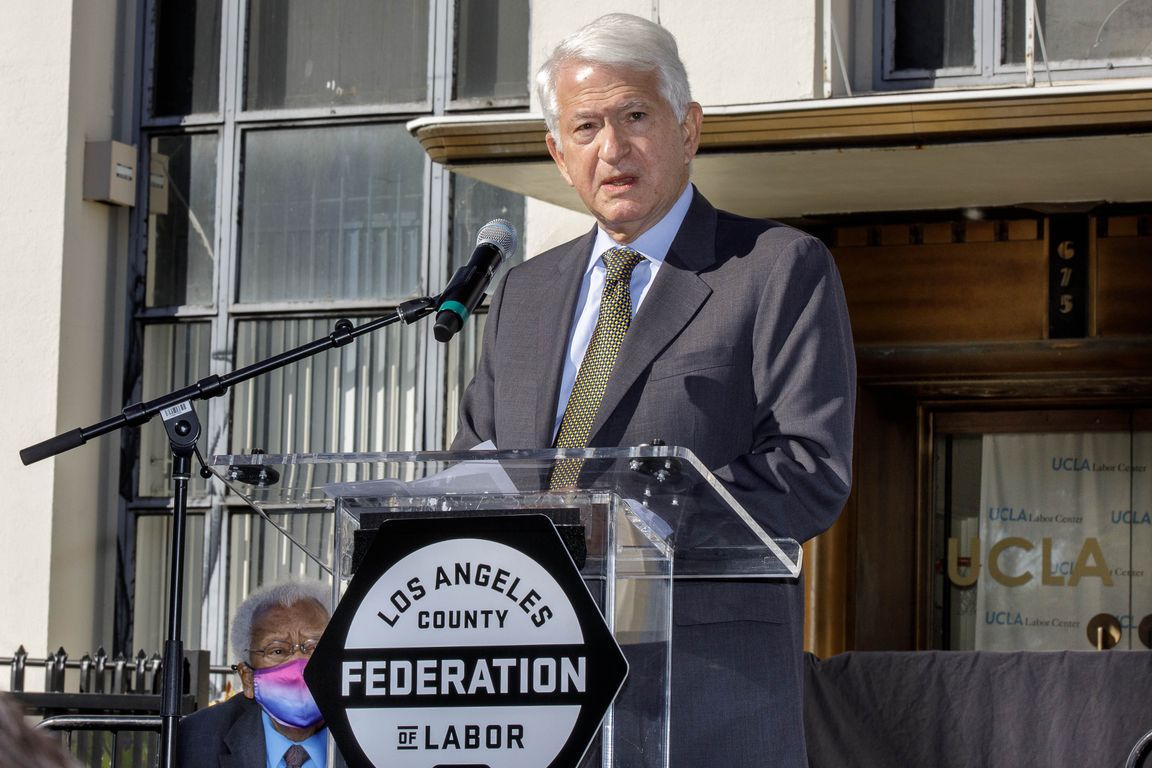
left=1, top=645, right=219, bottom=768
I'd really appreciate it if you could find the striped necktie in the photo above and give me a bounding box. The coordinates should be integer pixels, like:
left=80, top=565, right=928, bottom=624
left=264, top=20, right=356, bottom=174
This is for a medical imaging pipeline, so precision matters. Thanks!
left=551, top=246, right=644, bottom=488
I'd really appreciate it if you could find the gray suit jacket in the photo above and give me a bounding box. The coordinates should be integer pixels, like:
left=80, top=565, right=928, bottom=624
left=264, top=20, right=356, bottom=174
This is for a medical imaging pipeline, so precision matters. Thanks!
left=177, top=694, right=267, bottom=767
left=452, top=189, right=856, bottom=766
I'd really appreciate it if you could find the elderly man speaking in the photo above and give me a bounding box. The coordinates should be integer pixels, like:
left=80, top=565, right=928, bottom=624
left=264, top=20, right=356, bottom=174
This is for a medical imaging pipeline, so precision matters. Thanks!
left=178, top=580, right=333, bottom=767
left=452, top=12, right=856, bottom=768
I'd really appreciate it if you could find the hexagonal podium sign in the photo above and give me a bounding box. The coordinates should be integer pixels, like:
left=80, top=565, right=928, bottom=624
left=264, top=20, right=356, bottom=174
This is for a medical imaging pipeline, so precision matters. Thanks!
left=305, top=514, right=629, bottom=768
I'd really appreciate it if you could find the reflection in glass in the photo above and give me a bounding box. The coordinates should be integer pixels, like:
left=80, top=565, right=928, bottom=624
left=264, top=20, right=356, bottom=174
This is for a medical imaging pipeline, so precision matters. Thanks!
left=1004, top=0, right=1152, bottom=64
left=230, top=317, right=422, bottom=457
left=238, top=124, right=425, bottom=303
left=246, top=0, right=429, bottom=110
left=152, top=0, right=222, bottom=116
left=148, top=134, right=218, bottom=308
left=455, top=0, right=530, bottom=102
left=893, top=0, right=975, bottom=70
left=139, top=322, right=213, bottom=498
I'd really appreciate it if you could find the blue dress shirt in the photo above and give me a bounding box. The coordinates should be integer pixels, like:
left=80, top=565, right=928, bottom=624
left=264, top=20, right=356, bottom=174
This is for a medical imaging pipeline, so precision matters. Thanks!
left=552, top=183, right=696, bottom=438
left=260, top=711, right=329, bottom=768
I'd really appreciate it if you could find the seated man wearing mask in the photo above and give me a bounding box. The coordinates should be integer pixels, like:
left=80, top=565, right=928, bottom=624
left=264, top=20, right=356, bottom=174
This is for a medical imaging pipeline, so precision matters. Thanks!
left=178, top=580, right=332, bottom=767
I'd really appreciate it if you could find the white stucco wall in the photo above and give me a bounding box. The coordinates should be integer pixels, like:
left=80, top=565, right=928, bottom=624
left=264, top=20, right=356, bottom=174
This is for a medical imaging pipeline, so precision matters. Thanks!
left=51, top=0, right=131, bottom=657
left=0, top=0, right=129, bottom=670
left=0, top=0, right=75, bottom=666
left=661, top=0, right=822, bottom=105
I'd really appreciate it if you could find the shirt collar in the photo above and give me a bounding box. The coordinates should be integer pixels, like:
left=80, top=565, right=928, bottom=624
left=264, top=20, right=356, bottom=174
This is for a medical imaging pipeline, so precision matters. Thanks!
left=261, top=711, right=328, bottom=767
left=587, top=183, right=695, bottom=272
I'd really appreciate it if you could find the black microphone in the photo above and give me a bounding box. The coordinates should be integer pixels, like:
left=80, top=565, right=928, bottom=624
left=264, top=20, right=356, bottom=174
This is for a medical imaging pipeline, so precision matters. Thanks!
left=433, top=218, right=518, bottom=343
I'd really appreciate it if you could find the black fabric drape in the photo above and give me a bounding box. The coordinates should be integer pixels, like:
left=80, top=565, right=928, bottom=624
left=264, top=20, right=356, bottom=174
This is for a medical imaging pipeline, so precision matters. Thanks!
left=804, top=650, right=1152, bottom=768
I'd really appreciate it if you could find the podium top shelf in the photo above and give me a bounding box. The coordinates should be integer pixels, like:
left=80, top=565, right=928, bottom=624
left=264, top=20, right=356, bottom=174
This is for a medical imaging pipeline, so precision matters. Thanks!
left=208, top=446, right=801, bottom=578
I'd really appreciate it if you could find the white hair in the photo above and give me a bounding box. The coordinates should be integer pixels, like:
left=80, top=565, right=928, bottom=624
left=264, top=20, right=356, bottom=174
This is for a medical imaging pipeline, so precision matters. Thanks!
left=229, top=579, right=332, bottom=662
left=536, top=13, right=693, bottom=146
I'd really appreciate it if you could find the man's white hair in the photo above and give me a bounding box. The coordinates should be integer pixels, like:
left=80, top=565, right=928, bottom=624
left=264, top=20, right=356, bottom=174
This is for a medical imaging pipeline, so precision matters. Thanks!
left=535, top=13, right=693, bottom=148
left=229, top=579, right=332, bottom=662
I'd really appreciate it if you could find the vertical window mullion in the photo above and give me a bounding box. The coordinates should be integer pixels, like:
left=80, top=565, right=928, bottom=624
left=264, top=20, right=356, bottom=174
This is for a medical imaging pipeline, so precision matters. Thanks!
left=197, top=0, right=247, bottom=666
left=420, top=0, right=453, bottom=449
left=978, top=0, right=994, bottom=78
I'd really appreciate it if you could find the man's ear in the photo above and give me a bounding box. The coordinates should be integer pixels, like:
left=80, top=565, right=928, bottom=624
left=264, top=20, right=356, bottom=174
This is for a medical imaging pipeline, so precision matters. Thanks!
left=237, top=662, right=256, bottom=700
left=681, top=102, right=703, bottom=163
left=546, top=132, right=574, bottom=187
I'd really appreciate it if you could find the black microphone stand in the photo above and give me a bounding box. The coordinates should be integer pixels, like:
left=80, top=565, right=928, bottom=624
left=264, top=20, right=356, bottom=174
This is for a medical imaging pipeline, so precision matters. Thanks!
left=20, top=296, right=438, bottom=768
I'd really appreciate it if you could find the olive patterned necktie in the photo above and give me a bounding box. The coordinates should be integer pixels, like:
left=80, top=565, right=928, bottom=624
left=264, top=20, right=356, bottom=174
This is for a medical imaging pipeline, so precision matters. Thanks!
left=551, top=246, right=645, bottom=488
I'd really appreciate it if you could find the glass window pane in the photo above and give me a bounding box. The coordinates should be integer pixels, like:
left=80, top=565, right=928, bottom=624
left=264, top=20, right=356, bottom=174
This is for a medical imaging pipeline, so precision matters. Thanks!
left=148, top=134, right=218, bottom=308
left=230, top=317, right=423, bottom=456
left=932, top=434, right=983, bottom=650
left=132, top=512, right=205, bottom=653
left=228, top=510, right=333, bottom=606
left=443, top=177, right=525, bottom=447
left=893, top=0, right=975, bottom=70
left=931, top=421, right=1152, bottom=651
left=450, top=174, right=526, bottom=271
left=455, top=0, right=530, bottom=102
left=238, top=124, right=425, bottom=304
left=152, top=0, right=222, bottom=116
left=1004, top=0, right=1029, bottom=65
left=246, top=0, right=429, bottom=110
left=139, top=322, right=213, bottom=498
left=1004, top=0, right=1152, bottom=65
left=443, top=312, right=485, bottom=448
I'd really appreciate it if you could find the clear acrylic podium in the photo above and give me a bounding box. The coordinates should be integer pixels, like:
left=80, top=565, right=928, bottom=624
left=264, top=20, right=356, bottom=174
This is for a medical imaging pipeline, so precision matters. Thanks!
left=209, top=446, right=801, bottom=768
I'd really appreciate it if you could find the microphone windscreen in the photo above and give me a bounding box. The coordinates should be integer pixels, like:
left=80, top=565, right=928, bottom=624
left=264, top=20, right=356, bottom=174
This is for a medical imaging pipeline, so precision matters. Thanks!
left=476, top=218, right=518, bottom=260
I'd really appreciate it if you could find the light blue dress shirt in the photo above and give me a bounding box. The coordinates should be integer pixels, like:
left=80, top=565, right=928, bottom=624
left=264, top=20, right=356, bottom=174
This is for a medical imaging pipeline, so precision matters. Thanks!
left=551, top=183, right=696, bottom=438
left=261, top=711, right=329, bottom=768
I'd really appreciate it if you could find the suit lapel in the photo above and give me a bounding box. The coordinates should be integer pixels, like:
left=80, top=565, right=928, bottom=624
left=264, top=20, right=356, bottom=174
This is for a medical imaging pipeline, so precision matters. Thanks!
left=221, top=696, right=268, bottom=768
left=528, top=231, right=596, bottom=447
left=588, top=191, right=718, bottom=442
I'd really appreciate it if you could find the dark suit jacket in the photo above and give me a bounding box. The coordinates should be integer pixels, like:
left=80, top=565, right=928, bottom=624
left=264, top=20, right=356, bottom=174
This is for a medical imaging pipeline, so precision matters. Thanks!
left=452, top=189, right=856, bottom=766
left=177, top=694, right=267, bottom=768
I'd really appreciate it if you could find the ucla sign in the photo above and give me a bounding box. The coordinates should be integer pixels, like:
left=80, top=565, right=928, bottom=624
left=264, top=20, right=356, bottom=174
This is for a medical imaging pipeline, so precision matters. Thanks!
left=976, top=433, right=1151, bottom=651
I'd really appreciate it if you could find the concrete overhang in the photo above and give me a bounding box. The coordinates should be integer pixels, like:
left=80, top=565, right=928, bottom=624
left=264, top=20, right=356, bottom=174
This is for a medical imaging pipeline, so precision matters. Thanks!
left=408, top=81, right=1152, bottom=220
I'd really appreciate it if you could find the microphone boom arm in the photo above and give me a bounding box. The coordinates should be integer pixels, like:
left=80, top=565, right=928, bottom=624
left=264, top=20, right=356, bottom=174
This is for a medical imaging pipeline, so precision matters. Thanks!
left=17, top=216, right=512, bottom=768
left=19, top=295, right=438, bottom=465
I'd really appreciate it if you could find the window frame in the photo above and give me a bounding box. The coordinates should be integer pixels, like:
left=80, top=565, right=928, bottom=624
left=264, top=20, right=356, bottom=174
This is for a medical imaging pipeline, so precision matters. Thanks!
left=123, top=0, right=528, bottom=668
left=446, top=0, right=532, bottom=112
left=875, top=0, right=1152, bottom=91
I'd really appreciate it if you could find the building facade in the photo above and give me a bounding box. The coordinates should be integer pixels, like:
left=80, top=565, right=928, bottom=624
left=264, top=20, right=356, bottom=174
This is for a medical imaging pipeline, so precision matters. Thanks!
left=1, top=0, right=1149, bottom=684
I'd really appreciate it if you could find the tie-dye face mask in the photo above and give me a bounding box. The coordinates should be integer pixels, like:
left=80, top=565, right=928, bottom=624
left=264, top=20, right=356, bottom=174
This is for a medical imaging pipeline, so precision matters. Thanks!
left=251, top=658, right=323, bottom=729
